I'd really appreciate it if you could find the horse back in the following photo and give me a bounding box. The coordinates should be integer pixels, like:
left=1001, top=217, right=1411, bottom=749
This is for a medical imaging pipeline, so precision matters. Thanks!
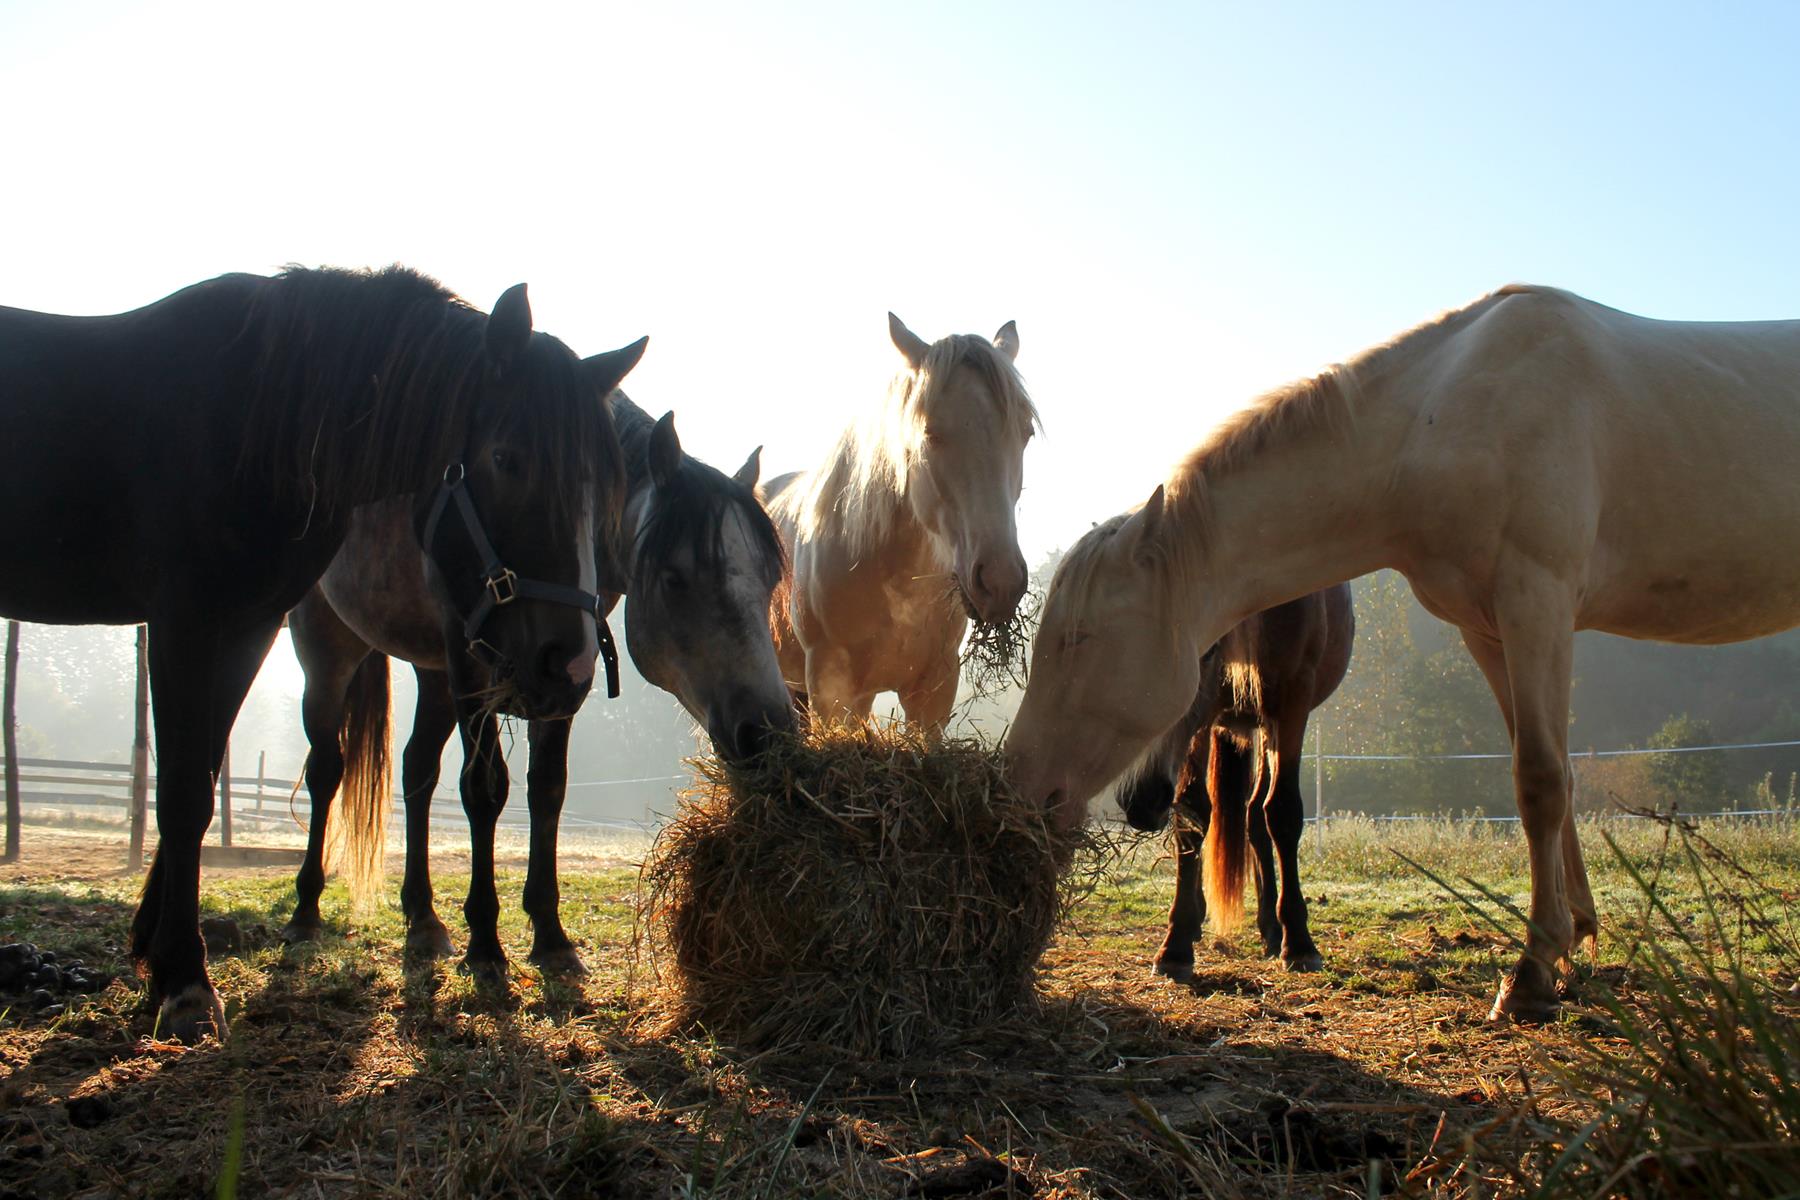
left=0, top=275, right=336, bottom=624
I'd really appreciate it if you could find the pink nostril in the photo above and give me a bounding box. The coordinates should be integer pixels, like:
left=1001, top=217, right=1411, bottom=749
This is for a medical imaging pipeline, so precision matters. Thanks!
left=550, top=642, right=596, bottom=689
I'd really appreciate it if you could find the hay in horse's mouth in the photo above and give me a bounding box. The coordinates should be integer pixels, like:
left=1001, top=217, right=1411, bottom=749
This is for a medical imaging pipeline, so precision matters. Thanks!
left=633, top=723, right=1104, bottom=1056
left=957, top=583, right=1041, bottom=699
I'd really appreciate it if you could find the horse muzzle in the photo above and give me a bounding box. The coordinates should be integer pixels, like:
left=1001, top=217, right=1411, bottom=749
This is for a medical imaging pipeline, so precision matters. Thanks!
left=1118, top=771, right=1176, bottom=833
left=708, top=696, right=797, bottom=765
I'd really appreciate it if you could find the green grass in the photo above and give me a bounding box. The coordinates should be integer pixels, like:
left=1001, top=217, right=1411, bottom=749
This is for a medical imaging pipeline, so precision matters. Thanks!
left=0, top=815, right=1794, bottom=1197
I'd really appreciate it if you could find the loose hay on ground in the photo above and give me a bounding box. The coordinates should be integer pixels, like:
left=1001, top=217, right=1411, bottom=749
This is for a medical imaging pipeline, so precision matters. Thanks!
left=636, top=724, right=1096, bottom=1056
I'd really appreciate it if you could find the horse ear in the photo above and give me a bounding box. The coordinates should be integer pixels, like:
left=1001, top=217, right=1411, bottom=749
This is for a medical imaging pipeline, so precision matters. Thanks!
left=583, top=336, right=650, bottom=396
left=888, top=312, right=930, bottom=368
left=1128, top=485, right=1166, bottom=563
left=648, top=410, right=683, bottom=489
left=732, top=445, right=763, bottom=490
left=993, top=320, right=1020, bottom=361
left=486, top=284, right=533, bottom=375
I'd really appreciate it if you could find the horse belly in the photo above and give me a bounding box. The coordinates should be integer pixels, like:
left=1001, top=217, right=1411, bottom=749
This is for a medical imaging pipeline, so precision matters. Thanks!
left=1582, top=559, right=1800, bottom=644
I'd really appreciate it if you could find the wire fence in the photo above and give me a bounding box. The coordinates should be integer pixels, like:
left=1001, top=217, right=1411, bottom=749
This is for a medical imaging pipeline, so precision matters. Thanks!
left=5, top=735, right=1799, bottom=846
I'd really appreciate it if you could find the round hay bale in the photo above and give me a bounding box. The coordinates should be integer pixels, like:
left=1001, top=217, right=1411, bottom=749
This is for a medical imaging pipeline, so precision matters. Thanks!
left=636, top=725, right=1087, bottom=1056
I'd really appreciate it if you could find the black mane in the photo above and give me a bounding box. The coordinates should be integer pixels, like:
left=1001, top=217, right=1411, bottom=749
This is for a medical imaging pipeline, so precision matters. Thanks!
left=239, top=264, right=618, bottom=536
left=610, top=390, right=785, bottom=593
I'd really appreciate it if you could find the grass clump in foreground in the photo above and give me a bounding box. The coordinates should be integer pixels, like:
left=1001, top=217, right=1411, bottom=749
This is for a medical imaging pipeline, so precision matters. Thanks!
left=1414, top=811, right=1800, bottom=1199
left=637, top=722, right=1099, bottom=1056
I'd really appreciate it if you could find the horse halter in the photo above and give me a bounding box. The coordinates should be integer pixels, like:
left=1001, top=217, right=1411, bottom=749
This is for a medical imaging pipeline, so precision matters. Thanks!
left=421, top=463, right=621, bottom=699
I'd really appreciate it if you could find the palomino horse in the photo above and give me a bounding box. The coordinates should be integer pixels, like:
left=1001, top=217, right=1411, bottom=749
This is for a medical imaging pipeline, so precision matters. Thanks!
left=282, top=391, right=790, bottom=977
left=1115, top=586, right=1353, bottom=979
left=0, top=267, right=636, bottom=1038
left=762, top=314, right=1037, bottom=728
left=1009, top=285, right=1800, bottom=1022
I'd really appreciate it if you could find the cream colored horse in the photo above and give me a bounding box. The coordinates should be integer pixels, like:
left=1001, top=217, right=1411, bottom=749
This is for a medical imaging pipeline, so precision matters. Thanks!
left=1007, top=285, right=1800, bottom=1024
left=763, top=314, right=1037, bottom=728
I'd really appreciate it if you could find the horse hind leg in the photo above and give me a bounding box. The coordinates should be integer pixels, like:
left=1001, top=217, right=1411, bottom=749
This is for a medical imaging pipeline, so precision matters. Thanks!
left=1244, top=736, right=1282, bottom=958
left=1264, top=715, right=1323, bottom=972
left=522, top=718, right=584, bottom=975
left=1153, top=736, right=1212, bottom=982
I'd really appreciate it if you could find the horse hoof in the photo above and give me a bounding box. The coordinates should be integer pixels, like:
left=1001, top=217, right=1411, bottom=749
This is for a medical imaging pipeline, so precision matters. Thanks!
left=527, top=946, right=587, bottom=977
left=156, top=983, right=226, bottom=1043
left=1490, top=971, right=1561, bottom=1025
left=1283, top=952, right=1325, bottom=973
left=1152, top=959, right=1194, bottom=984
left=459, top=956, right=510, bottom=988
left=405, top=923, right=455, bottom=961
left=280, top=919, right=322, bottom=946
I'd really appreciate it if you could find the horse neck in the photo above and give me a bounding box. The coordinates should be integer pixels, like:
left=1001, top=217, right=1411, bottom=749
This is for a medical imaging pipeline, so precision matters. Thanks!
left=814, top=413, right=942, bottom=572
left=1169, top=375, right=1414, bottom=651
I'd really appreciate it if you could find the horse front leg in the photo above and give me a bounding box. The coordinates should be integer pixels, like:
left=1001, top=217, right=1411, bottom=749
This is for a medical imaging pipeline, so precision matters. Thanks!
left=523, top=717, right=584, bottom=974
left=399, top=668, right=457, bottom=960
left=1153, top=732, right=1212, bottom=982
left=899, top=653, right=960, bottom=737
left=1481, top=581, right=1580, bottom=1023
left=803, top=643, right=872, bottom=727
left=456, top=708, right=510, bottom=985
left=134, top=616, right=281, bottom=1040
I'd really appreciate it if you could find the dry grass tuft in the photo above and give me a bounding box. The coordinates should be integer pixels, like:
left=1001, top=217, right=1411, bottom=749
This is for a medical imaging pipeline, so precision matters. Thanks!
left=636, top=723, right=1096, bottom=1056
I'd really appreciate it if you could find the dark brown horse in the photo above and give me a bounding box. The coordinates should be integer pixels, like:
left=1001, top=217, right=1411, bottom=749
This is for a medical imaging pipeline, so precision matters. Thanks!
left=1116, top=584, right=1353, bottom=980
left=281, top=391, right=791, bottom=978
left=0, top=267, right=637, bottom=1039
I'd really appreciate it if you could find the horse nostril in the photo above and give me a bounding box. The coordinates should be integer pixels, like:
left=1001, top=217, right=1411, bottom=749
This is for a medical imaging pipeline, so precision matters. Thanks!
left=732, top=719, right=772, bottom=762
left=541, top=642, right=592, bottom=690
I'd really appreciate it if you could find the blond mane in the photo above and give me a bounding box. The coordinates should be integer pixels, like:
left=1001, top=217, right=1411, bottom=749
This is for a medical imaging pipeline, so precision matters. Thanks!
left=778, top=332, right=1038, bottom=558
left=1052, top=286, right=1531, bottom=628
left=1164, top=285, right=1530, bottom=548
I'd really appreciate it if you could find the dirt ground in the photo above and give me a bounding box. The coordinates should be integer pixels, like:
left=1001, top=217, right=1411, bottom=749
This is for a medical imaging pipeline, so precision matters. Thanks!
left=0, top=818, right=1793, bottom=1198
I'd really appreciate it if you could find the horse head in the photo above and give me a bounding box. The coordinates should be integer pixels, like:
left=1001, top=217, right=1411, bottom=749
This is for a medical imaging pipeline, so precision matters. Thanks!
left=1007, top=487, right=1209, bottom=829
left=888, top=313, right=1035, bottom=626
left=417, top=283, right=645, bottom=721
left=621, top=409, right=795, bottom=763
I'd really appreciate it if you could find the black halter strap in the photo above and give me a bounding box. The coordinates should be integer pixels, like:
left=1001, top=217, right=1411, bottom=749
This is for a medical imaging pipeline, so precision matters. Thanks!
left=421, top=463, right=621, bottom=699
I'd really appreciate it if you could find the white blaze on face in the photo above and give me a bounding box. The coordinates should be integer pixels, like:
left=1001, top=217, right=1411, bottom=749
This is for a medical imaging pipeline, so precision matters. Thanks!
left=568, top=499, right=601, bottom=687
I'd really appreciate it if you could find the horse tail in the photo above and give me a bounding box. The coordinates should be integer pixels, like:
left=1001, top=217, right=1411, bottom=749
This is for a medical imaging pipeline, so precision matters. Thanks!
left=1203, top=727, right=1253, bottom=933
left=330, top=652, right=392, bottom=908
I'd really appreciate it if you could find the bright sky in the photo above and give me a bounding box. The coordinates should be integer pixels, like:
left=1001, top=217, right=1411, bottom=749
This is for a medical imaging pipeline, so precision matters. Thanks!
left=5, top=1, right=1799, bottom=760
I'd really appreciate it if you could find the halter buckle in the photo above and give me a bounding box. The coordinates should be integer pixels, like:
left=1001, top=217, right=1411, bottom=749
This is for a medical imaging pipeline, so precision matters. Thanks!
left=485, top=567, right=519, bottom=607
left=443, top=462, right=467, bottom=486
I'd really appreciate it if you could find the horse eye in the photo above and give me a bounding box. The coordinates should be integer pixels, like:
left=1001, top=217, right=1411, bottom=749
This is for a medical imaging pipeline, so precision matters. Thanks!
left=661, top=569, right=687, bottom=591
left=491, top=449, right=515, bottom=474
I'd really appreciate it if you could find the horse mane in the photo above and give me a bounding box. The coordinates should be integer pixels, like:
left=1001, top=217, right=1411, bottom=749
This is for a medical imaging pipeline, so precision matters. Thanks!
left=1054, top=287, right=1528, bottom=627
left=610, top=391, right=786, bottom=595
left=237, top=264, right=618, bottom=537
left=1163, top=285, right=1528, bottom=550
left=781, top=332, right=1038, bottom=557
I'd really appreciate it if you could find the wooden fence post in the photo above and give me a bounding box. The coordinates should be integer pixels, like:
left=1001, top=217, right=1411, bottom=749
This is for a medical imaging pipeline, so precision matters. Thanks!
left=4, top=620, right=20, bottom=863
left=219, top=742, right=232, bottom=848
left=256, top=750, right=266, bottom=813
left=129, top=625, right=149, bottom=868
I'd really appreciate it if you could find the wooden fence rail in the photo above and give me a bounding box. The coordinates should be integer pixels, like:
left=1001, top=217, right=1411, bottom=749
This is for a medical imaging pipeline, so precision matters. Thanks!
left=0, top=755, right=651, bottom=843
